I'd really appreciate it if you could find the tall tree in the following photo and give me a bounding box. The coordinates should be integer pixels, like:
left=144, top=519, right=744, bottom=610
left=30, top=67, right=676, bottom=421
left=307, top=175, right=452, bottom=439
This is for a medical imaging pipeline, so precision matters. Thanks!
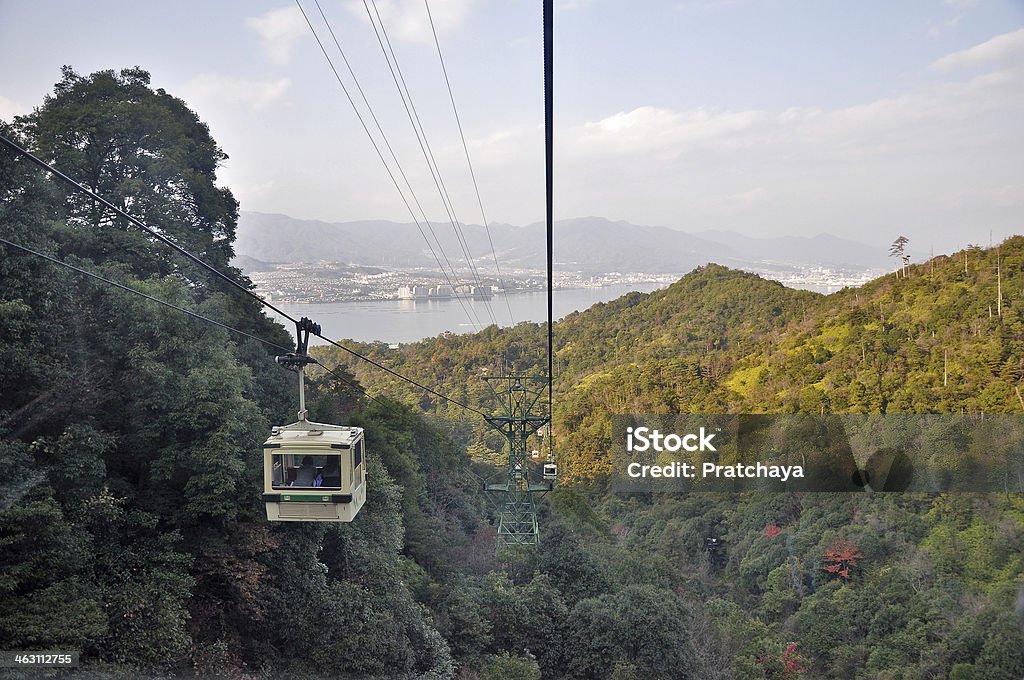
left=17, top=66, right=239, bottom=281
left=890, top=235, right=910, bottom=278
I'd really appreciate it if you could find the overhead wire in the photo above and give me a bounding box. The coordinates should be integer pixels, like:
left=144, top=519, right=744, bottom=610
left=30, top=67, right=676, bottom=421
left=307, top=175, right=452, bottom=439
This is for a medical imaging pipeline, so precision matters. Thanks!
left=0, top=134, right=295, bottom=322
left=312, top=359, right=389, bottom=408
left=314, top=332, right=486, bottom=416
left=0, top=236, right=389, bottom=408
left=364, top=0, right=488, bottom=307
left=0, top=236, right=293, bottom=353
left=0, top=132, right=485, bottom=418
left=543, top=0, right=555, bottom=452
left=423, top=0, right=516, bottom=327
left=308, top=0, right=483, bottom=331
left=362, top=0, right=498, bottom=327
left=294, top=0, right=483, bottom=332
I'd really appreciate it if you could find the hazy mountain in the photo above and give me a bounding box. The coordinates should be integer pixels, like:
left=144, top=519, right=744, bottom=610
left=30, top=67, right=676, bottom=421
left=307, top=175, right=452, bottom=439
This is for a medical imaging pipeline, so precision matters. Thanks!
left=235, top=211, right=890, bottom=274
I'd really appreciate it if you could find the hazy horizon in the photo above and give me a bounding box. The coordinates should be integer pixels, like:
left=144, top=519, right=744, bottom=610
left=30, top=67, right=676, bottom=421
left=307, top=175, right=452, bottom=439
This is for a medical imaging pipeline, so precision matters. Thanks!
left=2, top=1, right=1022, bottom=259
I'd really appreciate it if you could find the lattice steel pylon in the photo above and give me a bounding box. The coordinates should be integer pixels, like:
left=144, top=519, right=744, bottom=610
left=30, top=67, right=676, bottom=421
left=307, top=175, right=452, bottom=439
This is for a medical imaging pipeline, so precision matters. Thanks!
left=482, top=375, right=552, bottom=549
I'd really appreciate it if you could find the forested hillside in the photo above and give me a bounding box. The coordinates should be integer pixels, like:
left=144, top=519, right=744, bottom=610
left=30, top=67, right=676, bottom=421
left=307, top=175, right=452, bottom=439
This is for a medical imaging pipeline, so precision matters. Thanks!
left=2, top=67, right=1023, bottom=680
left=317, top=239, right=1024, bottom=678
left=322, top=244, right=1024, bottom=483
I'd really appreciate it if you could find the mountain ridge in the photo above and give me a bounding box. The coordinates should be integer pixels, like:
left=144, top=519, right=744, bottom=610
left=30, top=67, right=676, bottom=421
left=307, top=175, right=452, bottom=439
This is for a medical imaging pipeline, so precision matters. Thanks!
left=235, top=211, right=889, bottom=274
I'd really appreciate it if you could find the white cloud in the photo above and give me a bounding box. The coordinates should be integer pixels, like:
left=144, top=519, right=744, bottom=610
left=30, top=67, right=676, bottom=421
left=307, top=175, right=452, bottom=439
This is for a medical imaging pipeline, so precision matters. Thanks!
left=346, top=0, right=473, bottom=43
left=557, top=63, right=1023, bottom=164
left=466, top=124, right=541, bottom=166
left=931, top=27, right=1024, bottom=71
left=246, top=6, right=308, bottom=64
left=577, top=106, right=765, bottom=157
left=462, top=58, right=1023, bottom=238
left=181, top=74, right=291, bottom=111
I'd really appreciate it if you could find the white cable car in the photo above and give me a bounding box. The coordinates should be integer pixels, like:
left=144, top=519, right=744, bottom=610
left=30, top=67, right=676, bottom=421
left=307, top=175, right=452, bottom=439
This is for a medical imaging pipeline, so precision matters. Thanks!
left=262, top=421, right=366, bottom=522
left=542, top=454, right=557, bottom=480
left=263, top=317, right=366, bottom=522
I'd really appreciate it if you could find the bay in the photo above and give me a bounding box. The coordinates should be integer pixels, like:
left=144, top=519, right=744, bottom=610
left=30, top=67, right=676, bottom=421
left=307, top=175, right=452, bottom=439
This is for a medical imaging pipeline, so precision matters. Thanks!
left=268, top=282, right=666, bottom=344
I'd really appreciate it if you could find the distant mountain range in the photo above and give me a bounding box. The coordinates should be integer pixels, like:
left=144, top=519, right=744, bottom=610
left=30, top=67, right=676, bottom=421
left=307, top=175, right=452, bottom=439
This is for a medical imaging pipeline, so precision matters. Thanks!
left=233, top=211, right=890, bottom=274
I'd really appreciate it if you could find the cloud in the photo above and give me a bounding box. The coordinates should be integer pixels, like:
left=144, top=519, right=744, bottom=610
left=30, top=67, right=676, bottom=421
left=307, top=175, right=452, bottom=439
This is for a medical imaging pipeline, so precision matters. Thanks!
left=461, top=56, right=1023, bottom=236
left=180, top=74, right=291, bottom=111
left=346, top=0, right=473, bottom=43
left=465, top=124, right=541, bottom=166
left=559, top=63, right=1023, bottom=164
left=931, top=27, right=1024, bottom=71
left=246, top=6, right=308, bottom=64
left=577, top=106, right=766, bottom=157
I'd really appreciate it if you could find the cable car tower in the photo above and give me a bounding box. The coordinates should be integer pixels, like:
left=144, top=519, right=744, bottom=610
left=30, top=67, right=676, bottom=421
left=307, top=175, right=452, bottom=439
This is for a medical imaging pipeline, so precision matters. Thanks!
left=483, top=375, right=553, bottom=548
left=479, top=0, right=558, bottom=550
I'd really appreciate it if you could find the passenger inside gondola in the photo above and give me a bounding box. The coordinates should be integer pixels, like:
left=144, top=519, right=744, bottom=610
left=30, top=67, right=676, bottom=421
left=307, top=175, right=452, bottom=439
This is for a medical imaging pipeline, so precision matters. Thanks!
left=292, top=455, right=318, bottom=487
left=271, top=453, right=345, bottom=490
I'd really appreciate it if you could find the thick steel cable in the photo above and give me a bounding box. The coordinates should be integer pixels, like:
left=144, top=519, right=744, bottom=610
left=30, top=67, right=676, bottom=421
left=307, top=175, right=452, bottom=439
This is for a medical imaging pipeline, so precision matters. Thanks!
left=1, top=137, right=484, bottom=416
left=0, top=236, right=292, bottom=352
left=0, top=133, right=295, bottom=322
left=0, top=237, right=406, bottom=411
left=310, top=0, right=483, bottom=330
left=294, top=0, right=483, bottom=332
left=315, top=332, right=486, bottom=416
left=544, top=0, right=554, bottom=448
left=363, top=0, right=498, bottom=326
left=423, top=0, right=516, bottom=327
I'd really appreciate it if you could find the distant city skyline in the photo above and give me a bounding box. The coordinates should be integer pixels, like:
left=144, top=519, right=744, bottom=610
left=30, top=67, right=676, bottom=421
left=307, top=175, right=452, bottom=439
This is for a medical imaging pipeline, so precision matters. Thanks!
left=1, top=0, right=1022, bottom=261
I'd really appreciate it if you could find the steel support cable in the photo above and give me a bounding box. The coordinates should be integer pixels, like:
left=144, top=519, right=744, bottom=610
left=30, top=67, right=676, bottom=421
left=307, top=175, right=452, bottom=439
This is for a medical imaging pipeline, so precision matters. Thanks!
left=312, top=359, right=389, bottom=408
left=0, top=236, right=389, bottom=408
left=0, top=133, right=295, bottom=323
left=1, top=137, right=483, bottom=417
left=0, top=236, right=294, bottom=352
left=310, top=0, right=483, bottom=331
left=314, top=332, right=486, bottom=417
left=365, top=0, right=491, bottom=315
left=294, top=0, right=483, bottom=332
left=543, top=0, right=554, bottom=451
left=423, top=0, right=516, bottom=327
left=363, top=0, right=496, bottom=329
left=363, top=0, right=498, bottom=326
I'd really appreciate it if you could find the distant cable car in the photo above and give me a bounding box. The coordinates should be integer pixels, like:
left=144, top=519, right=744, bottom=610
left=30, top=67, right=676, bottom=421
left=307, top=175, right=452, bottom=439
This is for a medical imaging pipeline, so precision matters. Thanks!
left=542, top=453, right=557, bottom=480
left=263, top=318, right=366, bottom=522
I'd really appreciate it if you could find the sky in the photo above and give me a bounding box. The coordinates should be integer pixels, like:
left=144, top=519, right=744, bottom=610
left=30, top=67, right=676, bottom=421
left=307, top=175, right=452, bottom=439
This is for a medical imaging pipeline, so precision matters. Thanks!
left=1, top=0, right=1022, bottom=261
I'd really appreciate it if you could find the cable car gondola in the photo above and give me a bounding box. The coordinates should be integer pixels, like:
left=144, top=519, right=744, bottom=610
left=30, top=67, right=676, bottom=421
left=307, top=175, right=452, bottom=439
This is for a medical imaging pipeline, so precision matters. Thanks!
left=263, top=318, right=366, bottom=522
left=542, top=455, right=557, bottom=480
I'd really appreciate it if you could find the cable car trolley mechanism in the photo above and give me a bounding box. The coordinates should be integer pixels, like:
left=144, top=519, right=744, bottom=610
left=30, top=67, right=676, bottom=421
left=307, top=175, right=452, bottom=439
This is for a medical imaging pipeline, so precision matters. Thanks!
left=263, top=317, right=366, bottom=522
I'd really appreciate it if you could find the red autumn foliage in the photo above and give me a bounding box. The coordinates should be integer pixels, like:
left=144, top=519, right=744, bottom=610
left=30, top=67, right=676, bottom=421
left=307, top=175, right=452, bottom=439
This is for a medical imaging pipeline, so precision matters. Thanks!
left=822, top=539, right=863, bottom=579
left=764, top=522, right=782, bottom=538
left=756, top=642, right=808, bottom=676
left=781, top=642, right=808, bottom=675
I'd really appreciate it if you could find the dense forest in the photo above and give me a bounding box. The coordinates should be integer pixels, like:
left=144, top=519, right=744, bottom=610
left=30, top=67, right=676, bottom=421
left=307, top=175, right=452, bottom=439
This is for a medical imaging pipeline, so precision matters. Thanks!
left=1, top=67, right=1022, bottom=679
